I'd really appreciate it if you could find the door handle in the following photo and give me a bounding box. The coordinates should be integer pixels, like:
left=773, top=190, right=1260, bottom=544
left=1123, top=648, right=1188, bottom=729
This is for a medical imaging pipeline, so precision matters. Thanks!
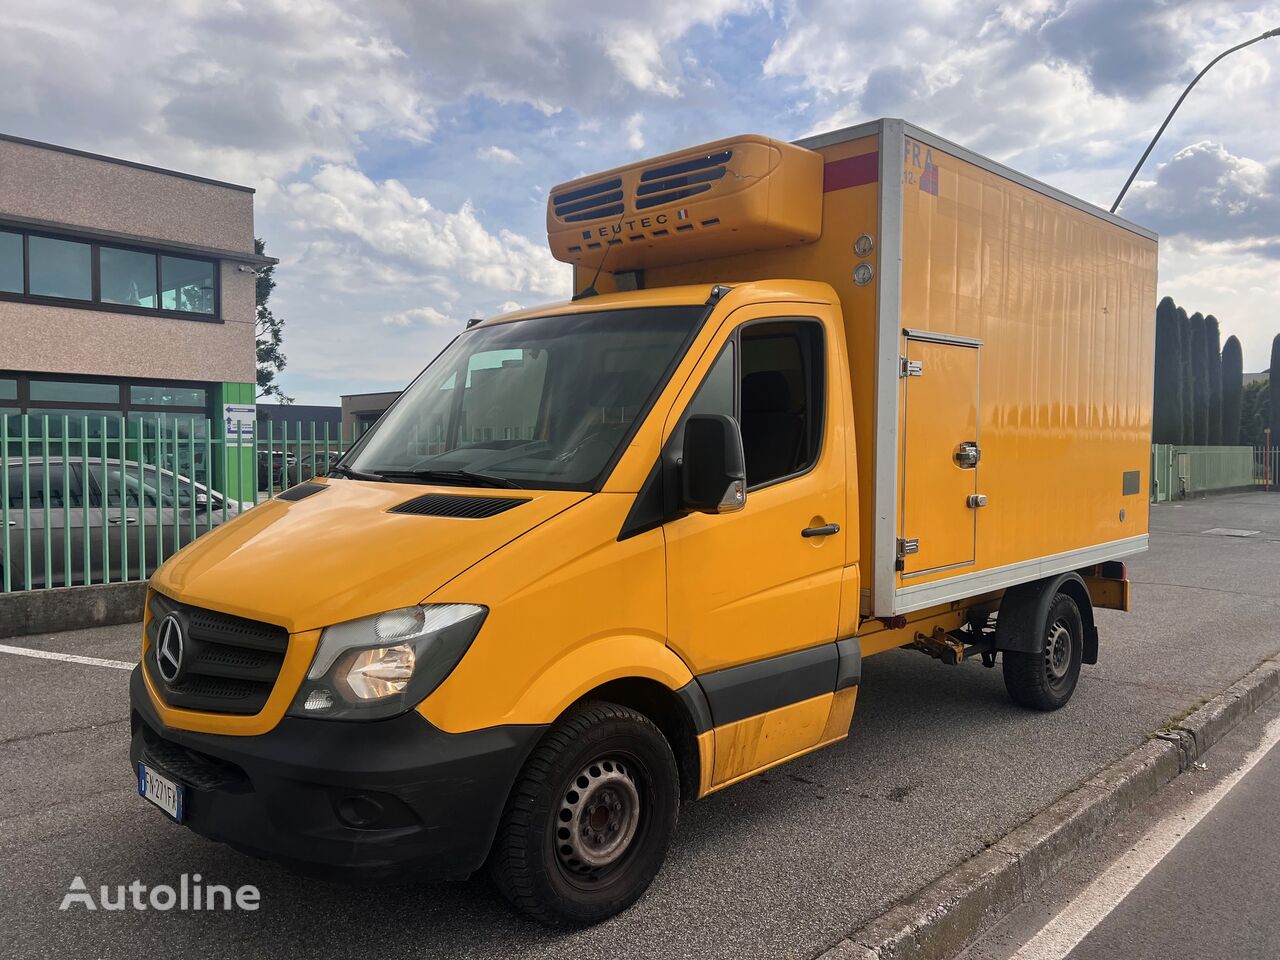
left=108, top=517, right=138, bottom=525
left=955, top=441, right=981, bottom=468
left=801, top=523, right=841, bottom=538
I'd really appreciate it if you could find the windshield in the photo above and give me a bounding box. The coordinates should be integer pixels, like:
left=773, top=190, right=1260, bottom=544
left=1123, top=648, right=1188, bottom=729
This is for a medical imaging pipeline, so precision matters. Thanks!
left=346, top=306, right=705, bottom=490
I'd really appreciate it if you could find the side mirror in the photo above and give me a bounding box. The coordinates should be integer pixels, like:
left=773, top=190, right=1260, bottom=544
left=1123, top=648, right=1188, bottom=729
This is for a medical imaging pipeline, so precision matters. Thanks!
left=681, top=414, right=746, bottom=514
left=195, top=492, right=209, bottom=506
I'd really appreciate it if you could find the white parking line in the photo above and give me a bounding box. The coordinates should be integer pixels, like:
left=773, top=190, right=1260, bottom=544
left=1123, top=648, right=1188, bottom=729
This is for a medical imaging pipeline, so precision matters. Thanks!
left=1010, top=714, right=1280, bottom=960
left=0, top=643, right=135, bottom=671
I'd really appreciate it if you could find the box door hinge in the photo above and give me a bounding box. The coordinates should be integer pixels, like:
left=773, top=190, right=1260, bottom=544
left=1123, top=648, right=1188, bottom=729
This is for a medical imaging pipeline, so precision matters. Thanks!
left=895, top=537, right=920, bottom=571
left=899, top=356, right=923, bottom=378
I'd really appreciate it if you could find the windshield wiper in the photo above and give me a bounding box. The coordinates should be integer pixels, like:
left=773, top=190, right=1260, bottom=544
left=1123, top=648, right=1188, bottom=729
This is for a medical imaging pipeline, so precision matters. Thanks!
left=372, top=468, right=523, bottom=489
left=328, top=463, right=383, bottom=481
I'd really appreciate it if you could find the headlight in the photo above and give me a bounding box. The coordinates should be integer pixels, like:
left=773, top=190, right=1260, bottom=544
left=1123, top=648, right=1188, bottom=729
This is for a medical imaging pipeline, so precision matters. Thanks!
left=288, top=604, right=486, bottom=721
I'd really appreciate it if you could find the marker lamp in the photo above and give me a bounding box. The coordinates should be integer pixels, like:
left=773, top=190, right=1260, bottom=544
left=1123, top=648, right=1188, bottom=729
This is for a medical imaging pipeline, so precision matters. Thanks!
left=288, top=604, right=487, bottom=720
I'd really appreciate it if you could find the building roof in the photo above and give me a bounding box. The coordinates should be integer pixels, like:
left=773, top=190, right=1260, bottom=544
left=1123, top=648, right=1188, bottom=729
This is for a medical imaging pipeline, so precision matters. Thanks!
left=0, top=132, right=256, bottom=194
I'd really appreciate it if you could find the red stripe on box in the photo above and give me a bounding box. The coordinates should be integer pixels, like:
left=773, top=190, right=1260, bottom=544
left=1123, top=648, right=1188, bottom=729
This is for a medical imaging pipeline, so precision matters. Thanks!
left=823, top=152, right=879, bottom=192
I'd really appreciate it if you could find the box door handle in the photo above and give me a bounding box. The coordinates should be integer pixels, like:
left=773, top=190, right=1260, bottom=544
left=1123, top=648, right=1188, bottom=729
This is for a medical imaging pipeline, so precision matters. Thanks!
left=955, top=442, right=981, bottom=469
left=802, top=523, right=841, bottom=538
left=108, top=517, right=138, bottom=525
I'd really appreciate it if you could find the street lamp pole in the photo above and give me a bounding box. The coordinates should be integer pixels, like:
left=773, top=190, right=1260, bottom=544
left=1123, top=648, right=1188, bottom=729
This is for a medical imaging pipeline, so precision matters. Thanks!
left=1111, top=27, right=1279, bottom=213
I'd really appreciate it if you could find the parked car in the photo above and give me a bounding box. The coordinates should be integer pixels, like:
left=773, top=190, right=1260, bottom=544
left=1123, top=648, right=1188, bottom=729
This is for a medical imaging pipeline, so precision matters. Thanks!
left=296, top=450, right=342, bottom=481
left=2, top=457, right=238, bottom=589
left=256, top=450, right=297, bottom=491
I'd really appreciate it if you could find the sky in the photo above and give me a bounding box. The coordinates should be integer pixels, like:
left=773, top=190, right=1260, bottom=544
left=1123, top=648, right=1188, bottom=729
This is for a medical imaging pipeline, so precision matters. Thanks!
left=3, top=0, right=1279, bottom=404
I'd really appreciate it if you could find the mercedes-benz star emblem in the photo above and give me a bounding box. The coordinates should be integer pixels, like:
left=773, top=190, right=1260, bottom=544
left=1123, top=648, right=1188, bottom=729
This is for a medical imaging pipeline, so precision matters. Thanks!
left=156, top=614, right=185, bottom=683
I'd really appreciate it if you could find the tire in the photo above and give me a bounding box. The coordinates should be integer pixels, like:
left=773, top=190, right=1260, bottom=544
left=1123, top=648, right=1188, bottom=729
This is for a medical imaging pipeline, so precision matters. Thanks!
left=489, top=701, right=679, bottom=926
left=1002, top=592, right=1083, bottom=711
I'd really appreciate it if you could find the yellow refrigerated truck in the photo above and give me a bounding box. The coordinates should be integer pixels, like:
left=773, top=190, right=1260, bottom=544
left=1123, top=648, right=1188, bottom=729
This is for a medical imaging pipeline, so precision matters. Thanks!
left=129, top=119, right=1156, bottom=925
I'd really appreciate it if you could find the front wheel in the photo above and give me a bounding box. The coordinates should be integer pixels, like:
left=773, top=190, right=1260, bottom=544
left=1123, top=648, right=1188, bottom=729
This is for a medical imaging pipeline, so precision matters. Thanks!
left=1003, top=592, right=1083, bottom=710
left=489, top=701, right=679, bottom=926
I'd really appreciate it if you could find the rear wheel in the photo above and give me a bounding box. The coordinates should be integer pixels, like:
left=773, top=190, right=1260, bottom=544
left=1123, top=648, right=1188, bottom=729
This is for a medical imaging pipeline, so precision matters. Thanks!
left=489, top=701, right=679, bottom=926
left=1003, top=592, right=1083, bottom=710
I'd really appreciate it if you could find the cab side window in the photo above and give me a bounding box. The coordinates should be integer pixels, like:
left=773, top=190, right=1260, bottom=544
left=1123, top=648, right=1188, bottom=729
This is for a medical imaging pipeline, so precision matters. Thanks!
left=739, top=321, right=824, bottom=488
left=670, top=340, right=735, bottom=456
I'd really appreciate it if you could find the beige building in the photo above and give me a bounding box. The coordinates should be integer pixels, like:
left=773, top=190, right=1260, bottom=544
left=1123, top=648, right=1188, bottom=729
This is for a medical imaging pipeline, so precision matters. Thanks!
left=1, top=132, right=273, bottom=493
left=341, top=390, right=401, bottom=436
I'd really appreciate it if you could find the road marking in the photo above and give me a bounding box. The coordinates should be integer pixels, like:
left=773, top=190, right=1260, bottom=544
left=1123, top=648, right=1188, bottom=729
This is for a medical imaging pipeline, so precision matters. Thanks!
left=0, top=643, right=135, bottom=671
left=1010, top=714, right=1280, bottom=960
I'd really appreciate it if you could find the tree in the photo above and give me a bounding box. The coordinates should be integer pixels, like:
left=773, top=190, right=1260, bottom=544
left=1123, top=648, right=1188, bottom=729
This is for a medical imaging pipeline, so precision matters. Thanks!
left=1205, top=315, right=1223, bottom=444
left=1272, top=335, right=1280, bottom=446
left=255, top=238, right=292, bottom=404
left=1176, top=307, right=1193, bottom=443
left=1189, top=312, right=1208, bottom=443
left=1241, top=380, right=1270, bottom=447
left=1220, top=336, right=1244, bottom=445
left=1152, top=297, right=1182, bottom=444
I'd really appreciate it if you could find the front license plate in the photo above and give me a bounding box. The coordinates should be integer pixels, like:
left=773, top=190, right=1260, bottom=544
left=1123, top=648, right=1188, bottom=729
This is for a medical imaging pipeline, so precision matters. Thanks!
left=138, top=762, right=185, bottom=822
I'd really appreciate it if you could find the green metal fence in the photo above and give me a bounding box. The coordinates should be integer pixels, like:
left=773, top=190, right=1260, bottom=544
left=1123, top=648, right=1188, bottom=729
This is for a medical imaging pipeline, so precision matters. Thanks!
left=1, top=414, right=366, bottom=593
left=3, top=426, right=1272, bottom=593
left=1150, top=444, right=1259, bottom=502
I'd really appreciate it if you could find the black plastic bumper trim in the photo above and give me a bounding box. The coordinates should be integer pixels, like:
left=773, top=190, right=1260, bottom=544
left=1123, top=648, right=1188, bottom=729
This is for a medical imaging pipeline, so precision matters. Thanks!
left=128, top=666, right=545, bottom=881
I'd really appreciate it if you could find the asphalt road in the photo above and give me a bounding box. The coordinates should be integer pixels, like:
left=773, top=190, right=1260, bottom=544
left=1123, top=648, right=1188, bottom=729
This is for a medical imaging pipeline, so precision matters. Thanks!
left=2, top=493, right=1280, bottom=960
left=958, top=678, right=1280, bottom=960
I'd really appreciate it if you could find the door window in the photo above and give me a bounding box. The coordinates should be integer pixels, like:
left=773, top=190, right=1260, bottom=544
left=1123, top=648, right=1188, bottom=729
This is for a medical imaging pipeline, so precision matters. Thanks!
left=97, top=464, right=194, bottom=508
left=739, top=321, right=825, bottom=488
left=5, top=464, right=86, bottom=510
left=669, top=340, right=735, bottom=455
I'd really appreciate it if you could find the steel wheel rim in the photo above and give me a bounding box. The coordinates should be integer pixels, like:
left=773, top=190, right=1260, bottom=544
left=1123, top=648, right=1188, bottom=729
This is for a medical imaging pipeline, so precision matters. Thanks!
left=1045, top=618, right=1073, bottom=684
left=555, top=756, right=642, bottom=879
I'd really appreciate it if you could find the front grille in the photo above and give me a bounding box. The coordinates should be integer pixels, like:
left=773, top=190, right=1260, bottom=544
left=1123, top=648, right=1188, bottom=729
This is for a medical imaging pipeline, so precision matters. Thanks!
left=145, top=591, right=289, bottom=715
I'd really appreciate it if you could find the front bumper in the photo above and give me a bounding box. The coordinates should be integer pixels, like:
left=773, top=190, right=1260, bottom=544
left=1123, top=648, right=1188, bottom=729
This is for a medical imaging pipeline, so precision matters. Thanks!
left=128, top=666, right=545, bottom=881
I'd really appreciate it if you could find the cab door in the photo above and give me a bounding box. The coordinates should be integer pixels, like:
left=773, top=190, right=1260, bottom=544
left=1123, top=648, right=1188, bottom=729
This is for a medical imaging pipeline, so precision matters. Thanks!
left=663, top=306, right=847, bottom=787
left=899, top=334, right=981, bottom=577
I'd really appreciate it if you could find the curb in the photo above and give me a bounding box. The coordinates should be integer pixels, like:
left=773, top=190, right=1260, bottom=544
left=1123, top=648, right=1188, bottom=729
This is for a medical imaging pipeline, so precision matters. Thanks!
left=817, top=656, right=1280, bottom=960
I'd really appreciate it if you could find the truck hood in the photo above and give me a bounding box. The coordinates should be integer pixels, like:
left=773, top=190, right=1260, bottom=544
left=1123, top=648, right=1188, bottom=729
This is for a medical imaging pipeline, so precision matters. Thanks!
left=152, top=479, right=588, bottom=633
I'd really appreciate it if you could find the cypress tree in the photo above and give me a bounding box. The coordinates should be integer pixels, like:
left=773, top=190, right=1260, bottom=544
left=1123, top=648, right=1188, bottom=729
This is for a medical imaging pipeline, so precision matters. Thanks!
left=1205, top=315, right=1223, bottom=445
left=1189, top=312, right=1208, bottom=444
left=1176, top=307, right=1194, bottom=444
left=1270, top=334, right=1280, bottom=445
left=1152, top=297, right=1181, bottom=444
left=1221, top=336, right=1243, bottom=446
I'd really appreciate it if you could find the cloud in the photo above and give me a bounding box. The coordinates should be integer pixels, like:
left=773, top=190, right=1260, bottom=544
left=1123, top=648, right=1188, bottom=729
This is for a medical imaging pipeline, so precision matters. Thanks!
left=1038, top=0, right=1196, bottom=98
left=0, top=0, right=433, bottom=185
left=625, top=113, right=646, bottom=151
left=286, top=165, right=569, bottom=296
left=384, top=306, right=455, bottom=328
left=1122, top=141, right=1280, bottom=254
left=477, top=145, right=521, bottom=164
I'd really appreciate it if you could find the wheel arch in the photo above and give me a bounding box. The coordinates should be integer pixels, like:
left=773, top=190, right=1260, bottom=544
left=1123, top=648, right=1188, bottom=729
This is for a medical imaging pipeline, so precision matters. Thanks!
left=994, top=571, right=1097, bottom=664
left=565, top=676, right=708, bottom=802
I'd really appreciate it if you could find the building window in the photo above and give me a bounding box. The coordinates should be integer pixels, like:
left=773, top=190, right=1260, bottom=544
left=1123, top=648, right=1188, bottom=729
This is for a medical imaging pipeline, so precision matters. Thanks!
left=0, top=231, right=21, bottom=293
left=161, top=256, right=215, bottom=314
left=29, top=379, right=121, bottom=404
left=129, top=384, right=207, bottom=407
left=0, top=225, right=219, bottom=320
left=28, top=235, right=92, bottom=301
left=100, top=246, right=158, bottom=308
